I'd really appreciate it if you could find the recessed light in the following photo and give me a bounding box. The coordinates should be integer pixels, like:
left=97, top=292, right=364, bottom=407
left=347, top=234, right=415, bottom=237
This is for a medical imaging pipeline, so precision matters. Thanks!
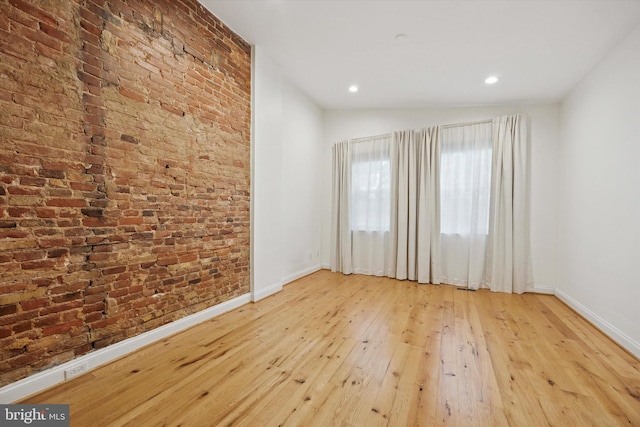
left=394, top=33, right=409, bottom=42
left=348, top=85, right=359, bottom=93
left=485, top=76, right=499, bottom=84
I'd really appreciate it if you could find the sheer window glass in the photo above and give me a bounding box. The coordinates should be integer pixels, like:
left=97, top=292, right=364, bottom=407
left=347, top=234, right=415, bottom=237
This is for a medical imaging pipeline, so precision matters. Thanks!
left=350, top=139, right=391, bottom=232
left=440, top=126, right=492, bottom=235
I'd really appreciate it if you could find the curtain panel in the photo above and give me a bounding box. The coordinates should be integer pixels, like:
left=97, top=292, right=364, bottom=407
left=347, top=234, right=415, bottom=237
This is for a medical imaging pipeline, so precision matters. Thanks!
left=388, top=127, right=442, bottom=284
left=330, top=141, right=353, bottom=274
left=485, top=114, right=534, bottom=293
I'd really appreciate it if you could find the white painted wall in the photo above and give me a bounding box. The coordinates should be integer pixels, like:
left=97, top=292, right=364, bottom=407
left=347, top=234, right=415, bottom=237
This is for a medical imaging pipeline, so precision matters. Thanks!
left=321, top=104, right=561, bottom=293
left=252, top=46, right=284, bottom=300
left=281, top=83, right=324, bottom=283
left=557, top=25, right=640, bottom=356
left=252, top=46, right=324, bottom=301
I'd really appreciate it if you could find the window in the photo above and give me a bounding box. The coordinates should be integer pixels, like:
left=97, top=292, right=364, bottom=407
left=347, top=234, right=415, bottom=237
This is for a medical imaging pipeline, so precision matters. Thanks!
left=350, top=137, right=391, bottom=232
left=345, top=126, right=493, bottom=236
left=440, top=125, right=493, bottom=235
left=351, top=158, right=391, bottom=231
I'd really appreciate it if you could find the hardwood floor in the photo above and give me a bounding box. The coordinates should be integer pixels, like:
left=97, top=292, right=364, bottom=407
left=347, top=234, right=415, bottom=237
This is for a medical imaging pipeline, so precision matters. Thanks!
left=24, top=270, right=640, bottom=426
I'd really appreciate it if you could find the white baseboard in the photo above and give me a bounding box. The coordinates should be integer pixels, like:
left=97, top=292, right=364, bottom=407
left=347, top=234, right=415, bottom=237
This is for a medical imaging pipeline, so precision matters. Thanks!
left=282, top=264, right=322, bottom=286
left=532, top=286, right=555, bottom=295
left=555, top=289, right=640, bottom=359
left=0, top=293, right=251, bottom=404
left=251, top=281, right=282, bottom=302
left=251, top=265, right=322, bottom=303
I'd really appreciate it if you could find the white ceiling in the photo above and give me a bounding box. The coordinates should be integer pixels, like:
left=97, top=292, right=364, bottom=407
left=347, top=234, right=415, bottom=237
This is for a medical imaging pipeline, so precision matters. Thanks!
left=201, top=0, right=640, bottom=110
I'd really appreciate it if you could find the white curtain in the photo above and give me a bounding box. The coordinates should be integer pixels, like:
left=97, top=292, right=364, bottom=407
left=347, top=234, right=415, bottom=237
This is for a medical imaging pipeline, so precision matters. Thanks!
left=388, top=128, right=441, bottom=283
left=485, top=114, right=533, bottom=294
left=330, top=141, right=353, bottom=274
left=330, top=114, right=533, bottom=294
left=330, top=136, right=391, bottom=276
left=350, top=135, right=391, bottom=275
left=440, top=122, right=493, bottom=288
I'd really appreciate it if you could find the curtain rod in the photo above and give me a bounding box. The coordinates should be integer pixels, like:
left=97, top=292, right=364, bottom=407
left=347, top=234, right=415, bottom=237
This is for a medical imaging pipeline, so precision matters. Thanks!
left=441, top=119, right=493, bottom=129
left=341, top=118, right=495, bottom=145
left=350, top=133, right=391, bottom=143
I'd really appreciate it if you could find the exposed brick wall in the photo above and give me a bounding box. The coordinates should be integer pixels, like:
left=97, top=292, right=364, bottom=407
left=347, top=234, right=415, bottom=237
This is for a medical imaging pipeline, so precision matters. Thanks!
left=0, top=0, right=251, bottom=386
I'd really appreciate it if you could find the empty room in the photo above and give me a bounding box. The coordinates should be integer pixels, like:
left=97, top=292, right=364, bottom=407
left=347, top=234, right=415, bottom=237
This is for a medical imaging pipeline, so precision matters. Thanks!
left=1, top=0, right=639, bottom=425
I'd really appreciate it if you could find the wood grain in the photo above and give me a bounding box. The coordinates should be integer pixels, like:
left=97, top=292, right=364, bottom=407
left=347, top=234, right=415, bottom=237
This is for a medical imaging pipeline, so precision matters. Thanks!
left=23, top=270, right=640, bottom=426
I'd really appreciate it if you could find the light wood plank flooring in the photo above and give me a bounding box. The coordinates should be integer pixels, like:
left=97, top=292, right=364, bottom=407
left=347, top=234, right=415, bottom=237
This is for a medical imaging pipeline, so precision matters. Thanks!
left=24, top=270, right=640, bottom=426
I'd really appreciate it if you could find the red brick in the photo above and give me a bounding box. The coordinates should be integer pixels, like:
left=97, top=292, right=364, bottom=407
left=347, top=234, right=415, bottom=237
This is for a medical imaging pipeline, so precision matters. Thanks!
left=103, top=266, right=126, bottom=276
left=12, top=321, right=32, bottom=334
left=9, top=0, right=58, bottom=26
left=118, top=86, right=146, bottom=103
left=21, top=259, right=57, bottom=270
left=14, top=250, right=46, bottom=262
left=80, top=8, right=102, bottom=29
left=0, top=230, right=29, bottom=239
left=20, top=297, right=49, bottom=311
left=38, top=238, right=68, bottom=248
left=0, top=304, right=18, bottom=316
left=33, top=313, right=61, bottom=329
left=35, top=208, right=57, bottom=218
left=160, top=102, right=184, bottom=117
left=46, top=198, right=87, bottom=208
left=42, top=320, right=83, bottom=337
left=84, top=312, right=103, bottom=323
